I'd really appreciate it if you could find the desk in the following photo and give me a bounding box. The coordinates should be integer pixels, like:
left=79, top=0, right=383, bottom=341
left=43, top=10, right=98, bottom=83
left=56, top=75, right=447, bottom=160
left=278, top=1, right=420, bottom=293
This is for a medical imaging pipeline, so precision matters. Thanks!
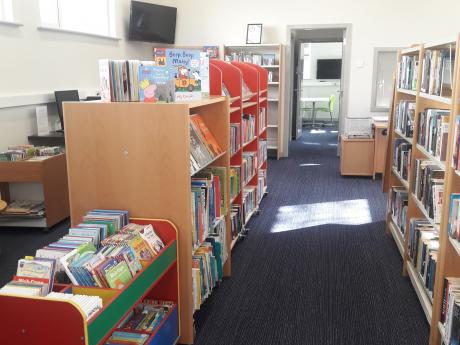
left=28, top=131, right=65, bottom=147
left=300, top=97, right=329, bottom=128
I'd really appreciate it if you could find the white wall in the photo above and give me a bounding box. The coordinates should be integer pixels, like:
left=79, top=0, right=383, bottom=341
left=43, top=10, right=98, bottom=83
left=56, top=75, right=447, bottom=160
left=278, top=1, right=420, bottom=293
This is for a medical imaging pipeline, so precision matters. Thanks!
left=0, top=0, right=173, bottom=150
left=308, top=42, right=343, bottom=81
left=162, top=0, right=460, bottom=147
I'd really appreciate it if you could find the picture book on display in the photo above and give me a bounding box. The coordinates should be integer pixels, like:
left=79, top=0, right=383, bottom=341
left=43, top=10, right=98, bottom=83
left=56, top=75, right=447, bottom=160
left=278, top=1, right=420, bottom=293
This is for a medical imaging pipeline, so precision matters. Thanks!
left=138, top=64, right=175, bottom=103
left=153, top=48, right=205, bottom=102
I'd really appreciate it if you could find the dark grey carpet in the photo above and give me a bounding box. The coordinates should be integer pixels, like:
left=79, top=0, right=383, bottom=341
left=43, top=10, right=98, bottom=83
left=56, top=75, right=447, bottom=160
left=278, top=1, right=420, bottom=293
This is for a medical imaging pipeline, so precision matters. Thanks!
left=194, top=128, right=429, bottom=345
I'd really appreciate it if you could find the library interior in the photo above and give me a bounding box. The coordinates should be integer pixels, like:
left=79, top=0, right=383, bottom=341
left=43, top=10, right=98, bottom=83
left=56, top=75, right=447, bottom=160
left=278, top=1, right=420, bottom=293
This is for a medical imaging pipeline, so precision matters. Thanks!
left=1, top=1, right=460, bottom=344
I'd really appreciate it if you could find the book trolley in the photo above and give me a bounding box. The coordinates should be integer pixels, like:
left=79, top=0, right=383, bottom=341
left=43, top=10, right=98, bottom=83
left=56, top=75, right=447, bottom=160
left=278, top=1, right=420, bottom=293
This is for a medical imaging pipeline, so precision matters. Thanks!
left=209, top=60, right=269, bottom=248
left=62, top=98, right=231, bottom=345
left=0, top=218, right=179, bottom=345
left=384, top=34, right=460, bottom=344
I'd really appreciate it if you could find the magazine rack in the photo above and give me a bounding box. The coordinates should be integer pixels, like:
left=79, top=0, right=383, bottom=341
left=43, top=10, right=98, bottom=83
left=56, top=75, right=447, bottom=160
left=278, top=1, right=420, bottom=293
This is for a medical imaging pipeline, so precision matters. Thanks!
left=0, top=218, right=179, bottom=345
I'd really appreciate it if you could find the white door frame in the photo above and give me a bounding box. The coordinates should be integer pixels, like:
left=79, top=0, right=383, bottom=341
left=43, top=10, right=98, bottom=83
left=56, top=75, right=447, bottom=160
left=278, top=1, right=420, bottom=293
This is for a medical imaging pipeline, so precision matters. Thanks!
left=284, top=24, right=352, bottom=153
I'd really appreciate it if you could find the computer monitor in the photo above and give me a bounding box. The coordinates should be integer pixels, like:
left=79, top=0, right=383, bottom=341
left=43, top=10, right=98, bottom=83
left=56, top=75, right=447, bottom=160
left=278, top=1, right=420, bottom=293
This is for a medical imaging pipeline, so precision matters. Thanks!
left=54, top=90, right=80, bottom=131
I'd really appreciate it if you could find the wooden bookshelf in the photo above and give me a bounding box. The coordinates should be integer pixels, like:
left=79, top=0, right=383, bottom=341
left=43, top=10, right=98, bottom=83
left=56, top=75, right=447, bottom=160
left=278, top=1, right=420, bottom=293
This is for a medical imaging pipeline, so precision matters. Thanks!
left=0, top=153, right=69, bottom=229
left=384, top=35, right=460, bottom=345
left=63, top=97, right=231, bottom=345
left=224, top=44, right=284, bottom=159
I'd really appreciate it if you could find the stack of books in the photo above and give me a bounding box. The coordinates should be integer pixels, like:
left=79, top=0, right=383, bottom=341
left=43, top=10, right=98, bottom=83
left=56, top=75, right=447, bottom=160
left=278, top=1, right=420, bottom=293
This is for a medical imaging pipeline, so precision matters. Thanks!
left=398, top=55, right=418, bottom=91
left=390, top=187, right=408, bottom=234
left=189, top=114, right=223, bottom=175
left=258, top=140, right=267, bottom=167
left=0, top=145, right=61, bottom=161
left=392, top=139, right=412, bottom=182
left=0, top=200, right=45, bottom=219
left=417, top=108, right=450, bottom=161
left=259, top=107, right=266, bottom=134
left=412, top=160, right=444, bottom=223
left=242, top=152, right=257, bottom=184
left=230, top=123, right=241, bottom=155
left=395, top=100, right=415, bottom=138
left=230, top=166, right=241, bottom=200
left=191, top=167, right=226, bottom=249
left=408, top=218, right=439, bottom=300
left=105, top=331, right=149, bottom=344
left=420, top=49, right=454, bottom=97
left=243, top=186, right=257, bottom=222
left=242, top=114, right=256, bottom=144
left=440, top=277, right=460, bottom=344
left=47, top=292, right=103, bottom=321
left=115, top=300, right=175, bottom=333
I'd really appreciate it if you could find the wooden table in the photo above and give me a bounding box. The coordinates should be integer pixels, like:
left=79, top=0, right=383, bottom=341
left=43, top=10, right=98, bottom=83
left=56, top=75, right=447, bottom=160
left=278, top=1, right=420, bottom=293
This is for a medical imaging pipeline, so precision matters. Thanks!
left=300, top=97, right=330, bottom=128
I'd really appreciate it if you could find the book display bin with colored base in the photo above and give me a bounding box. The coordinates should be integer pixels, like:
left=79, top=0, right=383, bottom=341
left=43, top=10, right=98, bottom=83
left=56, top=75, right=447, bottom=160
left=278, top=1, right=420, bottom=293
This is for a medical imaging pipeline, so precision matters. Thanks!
left=0, top=218, right=179, bottom=345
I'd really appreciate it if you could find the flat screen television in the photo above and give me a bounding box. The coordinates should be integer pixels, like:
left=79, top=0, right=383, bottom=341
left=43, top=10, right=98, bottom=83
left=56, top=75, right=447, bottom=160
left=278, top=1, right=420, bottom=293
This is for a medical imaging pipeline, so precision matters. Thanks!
left=128, top=1, right=177, bottom=43
left=316, top=59, right=342, bottom=80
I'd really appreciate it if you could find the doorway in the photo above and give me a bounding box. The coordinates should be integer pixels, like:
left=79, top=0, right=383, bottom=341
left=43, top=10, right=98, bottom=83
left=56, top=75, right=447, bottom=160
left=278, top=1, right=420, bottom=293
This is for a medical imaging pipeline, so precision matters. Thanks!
left=285, top=25, right=351, bottom=144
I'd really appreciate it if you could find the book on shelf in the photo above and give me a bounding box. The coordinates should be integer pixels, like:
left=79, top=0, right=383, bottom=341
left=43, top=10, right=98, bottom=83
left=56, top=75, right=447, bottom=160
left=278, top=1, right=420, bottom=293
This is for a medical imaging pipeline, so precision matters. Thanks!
left=440, top=277, right=460, bottom=344
left=258, top=140, right=267, bottom=166
left=189, top=114, right=223, bottom=175
left=412, top=159, right=444, bottom=223
left=231, top=205, right=242, bottom=239
left=242, top=151, right=258, bottom=184
left=390, top=186, right=408, bottom=234
left=230, top=166, right=241, bottom=200
left=420, top=48, right=455, bottom=97
left=153, top=48, right=207, bottom=102
left=243, top=186, right=257, bottom=222
left=47, top=292, right=103, bottom=321
left=408, top=218, right=438, bottom=299
left=222, top=83, right=231, bottom=97
left=0, top=145, right=61, bottom=162
left=417, top=108, right=450, bottom=161
left=230, top=123, right=241, bottom=155
left=138, top=64, right=175, bottom=103
left=395, top=100, right=415, bottom=138
left=448, top=194, right=460, bottom=241
left=398, top=55, right=418, bottom=91
left=451, top=116, right=460, bottom=170
left=259, top=107, right=266, bottom=133
left=242, top=81, right=253, bottom=100
left=99, top=59, right=144, bottom=102
left=392, top=139, right=412, bottom=181
left=242, top=114, right=256, bottom=144
left=257, top=169, right=267, bottom=203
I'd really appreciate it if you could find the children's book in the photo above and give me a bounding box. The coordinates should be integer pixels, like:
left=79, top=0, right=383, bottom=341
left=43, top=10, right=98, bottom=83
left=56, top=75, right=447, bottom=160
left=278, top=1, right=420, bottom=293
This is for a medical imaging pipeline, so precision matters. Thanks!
left=153, top=48, right=203, bottom=102
left=138, top=64, right=175, bottom=103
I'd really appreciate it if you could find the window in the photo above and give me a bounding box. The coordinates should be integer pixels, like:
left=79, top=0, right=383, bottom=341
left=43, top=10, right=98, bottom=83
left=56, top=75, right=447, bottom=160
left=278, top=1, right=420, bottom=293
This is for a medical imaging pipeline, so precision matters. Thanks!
left=0, top=0, right=14, bottom=22
left=371, top=48, right=398, bottom=112
left=39, top=0, right=116, bottom=37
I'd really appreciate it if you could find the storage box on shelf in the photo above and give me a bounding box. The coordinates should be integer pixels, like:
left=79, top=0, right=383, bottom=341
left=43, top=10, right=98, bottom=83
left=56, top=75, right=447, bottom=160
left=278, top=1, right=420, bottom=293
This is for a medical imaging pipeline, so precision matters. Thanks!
left=384, top=35, right=460, bottom=345
left=0, top=153, right=69, bottom=229
left=224, top=44, right=284, bottom=159
left=0, top=218, right=179, bottom=345
left=63, top=97, right=231, bottom=345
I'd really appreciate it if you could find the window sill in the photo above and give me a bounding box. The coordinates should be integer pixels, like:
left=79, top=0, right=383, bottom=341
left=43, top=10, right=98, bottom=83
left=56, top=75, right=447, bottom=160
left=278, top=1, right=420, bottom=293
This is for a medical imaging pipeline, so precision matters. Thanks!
left=0, top=20, right=23, bottom=27
left=37, top=26, right=121, bottom=41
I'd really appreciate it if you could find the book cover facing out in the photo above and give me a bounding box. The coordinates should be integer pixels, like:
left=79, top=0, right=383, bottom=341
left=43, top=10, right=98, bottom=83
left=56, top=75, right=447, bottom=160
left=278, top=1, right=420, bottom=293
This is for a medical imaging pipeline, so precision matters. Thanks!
left=138, top=64, right=175, bottom=103
left=153, top=48, right=204, bottom=102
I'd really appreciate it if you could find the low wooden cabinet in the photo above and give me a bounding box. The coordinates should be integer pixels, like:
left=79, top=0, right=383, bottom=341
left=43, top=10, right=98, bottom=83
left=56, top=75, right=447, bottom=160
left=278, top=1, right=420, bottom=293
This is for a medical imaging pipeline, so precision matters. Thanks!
left=373, top=122, right=388, bottom=177
left=340, top=136, right=374, bottom=176
left=0, top=154, right=69, bottom=228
